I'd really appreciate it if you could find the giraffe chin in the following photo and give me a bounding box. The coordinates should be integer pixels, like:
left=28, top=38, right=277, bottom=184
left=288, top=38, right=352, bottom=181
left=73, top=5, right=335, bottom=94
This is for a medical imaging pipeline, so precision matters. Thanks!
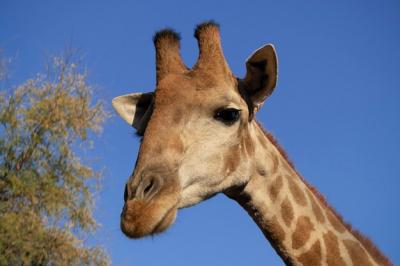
left=120, top=198, right=178, bottom=238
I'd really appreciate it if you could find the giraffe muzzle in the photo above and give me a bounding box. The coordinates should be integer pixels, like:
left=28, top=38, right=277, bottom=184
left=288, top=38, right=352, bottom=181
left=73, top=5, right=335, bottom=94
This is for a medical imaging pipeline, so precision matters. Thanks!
left=120, top=169, right=181, bottom=238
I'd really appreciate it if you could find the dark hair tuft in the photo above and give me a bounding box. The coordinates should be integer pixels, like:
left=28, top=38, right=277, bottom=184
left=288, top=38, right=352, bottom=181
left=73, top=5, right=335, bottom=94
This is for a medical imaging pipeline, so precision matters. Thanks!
left=153, top=28, right=180, bottom=45
left=194, top=20, right=220, bottom=39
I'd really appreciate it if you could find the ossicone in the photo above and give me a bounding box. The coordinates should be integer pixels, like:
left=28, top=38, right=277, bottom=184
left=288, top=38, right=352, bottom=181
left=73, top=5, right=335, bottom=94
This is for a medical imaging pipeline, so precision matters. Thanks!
left=153, top=28, right=187, bottom=83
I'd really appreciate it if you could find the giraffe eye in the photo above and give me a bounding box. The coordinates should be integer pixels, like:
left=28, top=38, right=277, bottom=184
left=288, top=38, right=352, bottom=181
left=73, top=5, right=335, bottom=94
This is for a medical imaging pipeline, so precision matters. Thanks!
left=214, top=108, right=241, bottom=125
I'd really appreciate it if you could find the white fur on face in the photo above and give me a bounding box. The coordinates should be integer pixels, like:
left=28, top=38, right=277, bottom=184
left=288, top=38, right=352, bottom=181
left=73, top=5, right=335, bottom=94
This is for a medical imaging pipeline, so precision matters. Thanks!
left=175, top=96, right=253, bottom=208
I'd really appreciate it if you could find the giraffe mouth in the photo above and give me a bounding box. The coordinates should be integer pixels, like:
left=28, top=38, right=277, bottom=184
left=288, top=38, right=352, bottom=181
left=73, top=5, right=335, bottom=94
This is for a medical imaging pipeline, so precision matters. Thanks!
left=120, top=197, right=179, bottom=238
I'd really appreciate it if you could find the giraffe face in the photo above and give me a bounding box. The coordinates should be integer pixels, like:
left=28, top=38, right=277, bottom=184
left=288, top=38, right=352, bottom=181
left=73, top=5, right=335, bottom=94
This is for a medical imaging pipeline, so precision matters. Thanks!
left=117, top=74, right=253, bottom=238
left=113, top=22, right=277, bottom=238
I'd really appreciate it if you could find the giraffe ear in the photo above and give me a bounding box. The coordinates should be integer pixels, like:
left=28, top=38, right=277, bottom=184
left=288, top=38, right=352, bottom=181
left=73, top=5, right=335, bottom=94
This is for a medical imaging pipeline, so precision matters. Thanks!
left=240, top=44, right=278, bottom=112
left=112, top=92, right=154, bottom=131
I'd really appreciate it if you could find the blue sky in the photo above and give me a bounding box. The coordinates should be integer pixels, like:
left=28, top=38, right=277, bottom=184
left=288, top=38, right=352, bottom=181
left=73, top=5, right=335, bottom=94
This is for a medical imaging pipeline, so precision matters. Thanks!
left=1, top=0, right=399, bottom=265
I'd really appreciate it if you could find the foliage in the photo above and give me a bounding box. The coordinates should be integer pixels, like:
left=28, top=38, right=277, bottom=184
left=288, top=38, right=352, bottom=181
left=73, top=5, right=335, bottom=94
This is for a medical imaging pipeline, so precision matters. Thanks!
left=0, top=54, right=109, bottom=265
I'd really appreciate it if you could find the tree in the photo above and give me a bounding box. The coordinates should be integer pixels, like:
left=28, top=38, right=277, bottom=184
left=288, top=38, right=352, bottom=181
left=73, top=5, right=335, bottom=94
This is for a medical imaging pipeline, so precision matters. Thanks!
left=0, top=53, right=109, bottom=265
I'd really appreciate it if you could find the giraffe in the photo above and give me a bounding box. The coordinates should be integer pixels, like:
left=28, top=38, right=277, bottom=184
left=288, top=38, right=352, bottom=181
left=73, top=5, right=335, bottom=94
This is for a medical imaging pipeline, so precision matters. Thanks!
left=112, top=22, right=391, bottom=265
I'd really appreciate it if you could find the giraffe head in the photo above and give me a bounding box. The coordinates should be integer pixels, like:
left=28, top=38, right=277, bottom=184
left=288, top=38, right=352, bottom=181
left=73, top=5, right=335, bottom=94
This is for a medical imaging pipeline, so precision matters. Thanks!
left=113, top=22, right=278, bottom=238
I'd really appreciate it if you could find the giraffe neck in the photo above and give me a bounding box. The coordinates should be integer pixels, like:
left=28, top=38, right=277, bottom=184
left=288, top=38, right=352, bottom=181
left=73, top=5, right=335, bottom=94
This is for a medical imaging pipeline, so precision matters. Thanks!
left=226, top=122, right=389, bottom=266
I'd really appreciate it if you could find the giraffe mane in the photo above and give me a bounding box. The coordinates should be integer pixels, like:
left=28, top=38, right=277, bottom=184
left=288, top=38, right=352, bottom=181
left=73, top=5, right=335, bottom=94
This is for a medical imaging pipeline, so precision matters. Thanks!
left=255, top=120, right=392, bottom=266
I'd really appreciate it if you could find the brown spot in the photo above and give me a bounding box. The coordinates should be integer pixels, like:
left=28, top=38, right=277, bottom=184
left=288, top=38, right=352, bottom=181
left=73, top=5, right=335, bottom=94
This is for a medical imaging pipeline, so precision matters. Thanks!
left=307, top=192, right=325, bottom=224
left=297, top=240, right=322, bottom=266
left=269, top=152, right=279, bottom=175
left=268, top=175, right=283, bottom=202
left=287, top=176, right=307, bottom=206
left=344, top=239, right=373, bottom=266
left=350, top=230, right=392, bottom=266
left=323, top=230, right=346, bottom=266
left=168, top=136, right=184, bottom=154
left=172, top=109, right=183, bottom=123
left=292, top=216, right=314, bottom=249
left=281, top=197, right=294, bottom=227
left=327, top=211, right=346, bottom=233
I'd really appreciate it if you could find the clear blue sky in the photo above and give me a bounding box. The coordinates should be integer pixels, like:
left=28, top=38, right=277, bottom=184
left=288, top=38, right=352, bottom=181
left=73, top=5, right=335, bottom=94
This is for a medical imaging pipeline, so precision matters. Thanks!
left=1, top=0, right=399, bottom=265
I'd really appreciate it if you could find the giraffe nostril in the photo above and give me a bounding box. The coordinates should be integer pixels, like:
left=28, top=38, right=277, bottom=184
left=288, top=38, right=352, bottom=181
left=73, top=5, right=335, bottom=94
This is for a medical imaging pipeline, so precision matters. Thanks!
left=143, top=180, right=154, bottom=195
left=136, top=175, right=161, bottom=200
